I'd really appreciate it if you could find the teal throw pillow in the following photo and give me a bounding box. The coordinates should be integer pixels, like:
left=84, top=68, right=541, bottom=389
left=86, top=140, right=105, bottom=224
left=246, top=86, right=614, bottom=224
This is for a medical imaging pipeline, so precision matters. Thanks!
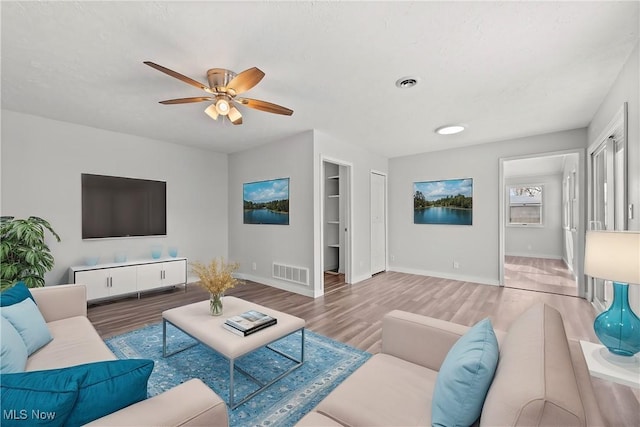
left=1, top=298, right=52, bottom=355
left=0, top=282, right=35, bottom=307
left=431, top=317, right=499, bottom=427
left=1, top=368, right=84, bottom=427
left=1, top=316, right=28, bottom=373
left=59, top=359, right=154, bottom=426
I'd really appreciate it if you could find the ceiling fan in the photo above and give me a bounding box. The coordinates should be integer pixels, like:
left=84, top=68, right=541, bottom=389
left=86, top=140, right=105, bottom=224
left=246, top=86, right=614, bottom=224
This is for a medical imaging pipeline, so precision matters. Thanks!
left=144, top=61, right=293, bottom=125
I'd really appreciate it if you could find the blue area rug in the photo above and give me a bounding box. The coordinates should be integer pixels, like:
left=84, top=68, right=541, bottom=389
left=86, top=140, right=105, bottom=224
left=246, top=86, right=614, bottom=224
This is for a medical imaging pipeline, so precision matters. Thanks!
left=105, top=322, right=370, bottom=427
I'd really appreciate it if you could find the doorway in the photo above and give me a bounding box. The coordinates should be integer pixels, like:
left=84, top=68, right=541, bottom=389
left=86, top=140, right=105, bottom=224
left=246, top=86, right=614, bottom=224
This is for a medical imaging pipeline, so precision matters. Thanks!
left=370, top=171, right=387, bottom=275
left=321, top=158, right=352, bottom=295
left=499, top=150, right=583, bottom=297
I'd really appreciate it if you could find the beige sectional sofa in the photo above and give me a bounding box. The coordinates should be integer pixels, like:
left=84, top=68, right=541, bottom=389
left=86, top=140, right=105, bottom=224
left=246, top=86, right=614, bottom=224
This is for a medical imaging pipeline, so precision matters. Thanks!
left=297, top=303, right=605, bottom=427
left=28, top=284, right=229, bottom=427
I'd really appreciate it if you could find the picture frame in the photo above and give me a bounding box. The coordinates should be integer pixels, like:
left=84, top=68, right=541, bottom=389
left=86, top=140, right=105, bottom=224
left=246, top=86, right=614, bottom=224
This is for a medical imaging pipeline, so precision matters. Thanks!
left=243, top=178, right=290, bottom=225
left=413, top=178, right=473, bottom=225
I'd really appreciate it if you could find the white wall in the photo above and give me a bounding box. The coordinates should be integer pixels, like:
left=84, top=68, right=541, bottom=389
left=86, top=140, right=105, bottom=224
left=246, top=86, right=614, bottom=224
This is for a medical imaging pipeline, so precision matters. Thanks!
left=505, top=174, right=563, bottom=259
left=313, top=130, right=389, bottom=294
left=388, top=128, right=587, bottom=286
left=1, top=110, right=229, bottom=285
left=228, top=131, right=315, bottom=297
left=588, top=42, right=640, bottom=310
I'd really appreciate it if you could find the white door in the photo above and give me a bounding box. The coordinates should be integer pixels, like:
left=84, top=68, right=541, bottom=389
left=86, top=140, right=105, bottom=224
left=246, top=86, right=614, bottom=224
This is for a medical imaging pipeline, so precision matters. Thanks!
left=137, top=263, right=163, bottom=291
left=108, top=265, right=137, bottom=296
left=370, top=172, right=387, bottom=275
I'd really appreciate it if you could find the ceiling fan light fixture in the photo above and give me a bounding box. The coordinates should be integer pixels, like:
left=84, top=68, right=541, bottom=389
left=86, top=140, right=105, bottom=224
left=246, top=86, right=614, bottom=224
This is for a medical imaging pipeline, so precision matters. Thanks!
left=204, top=104, right=219, bottom=120
left=215, top=97, right=230, bottom=115
left=435, top=125, right=465, bottom=135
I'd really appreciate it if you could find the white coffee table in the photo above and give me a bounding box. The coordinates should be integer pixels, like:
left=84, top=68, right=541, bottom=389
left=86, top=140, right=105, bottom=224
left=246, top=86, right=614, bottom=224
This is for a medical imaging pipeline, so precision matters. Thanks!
left=162, top=296, right=306, bottom=408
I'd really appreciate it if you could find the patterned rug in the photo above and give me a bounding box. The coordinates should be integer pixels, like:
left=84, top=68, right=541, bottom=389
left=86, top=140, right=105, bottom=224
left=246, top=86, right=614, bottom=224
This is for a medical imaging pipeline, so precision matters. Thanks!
left=105, top=322, right=370, bottom=427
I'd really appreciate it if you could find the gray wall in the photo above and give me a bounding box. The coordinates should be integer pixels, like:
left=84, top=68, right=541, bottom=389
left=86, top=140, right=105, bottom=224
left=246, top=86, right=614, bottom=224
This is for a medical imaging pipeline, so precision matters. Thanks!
left=228, top=131, right=316, bottom=297
left=504, top=174, right=563, bottom=259
left=388, top=128, right=587, bottom=285
left=1, top=110, right=229, bottom=285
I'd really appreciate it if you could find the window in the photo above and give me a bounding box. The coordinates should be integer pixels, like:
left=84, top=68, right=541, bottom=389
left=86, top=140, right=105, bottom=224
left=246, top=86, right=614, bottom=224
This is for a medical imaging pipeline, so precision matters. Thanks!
left=508, top=185, right=543, bottom=225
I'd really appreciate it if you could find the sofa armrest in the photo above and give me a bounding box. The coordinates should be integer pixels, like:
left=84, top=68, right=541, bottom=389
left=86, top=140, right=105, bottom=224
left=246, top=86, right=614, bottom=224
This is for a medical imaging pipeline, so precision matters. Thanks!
left=381, top=310, right=470, bottom=371
left=30, top=284, right=87, bottom=322
left=84, top=379, right=229, bottom=427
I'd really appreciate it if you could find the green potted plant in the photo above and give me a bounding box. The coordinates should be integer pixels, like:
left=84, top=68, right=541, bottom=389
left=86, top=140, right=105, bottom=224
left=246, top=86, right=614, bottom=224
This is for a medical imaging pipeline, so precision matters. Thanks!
left=0, top=216, right=61, bottom=290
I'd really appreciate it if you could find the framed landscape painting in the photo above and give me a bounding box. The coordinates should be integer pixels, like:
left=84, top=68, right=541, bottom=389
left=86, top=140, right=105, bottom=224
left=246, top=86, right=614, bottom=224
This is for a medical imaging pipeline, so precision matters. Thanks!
left=243, top=178, right=290, bottom=225
left=413, top=178, right=473, bottom=225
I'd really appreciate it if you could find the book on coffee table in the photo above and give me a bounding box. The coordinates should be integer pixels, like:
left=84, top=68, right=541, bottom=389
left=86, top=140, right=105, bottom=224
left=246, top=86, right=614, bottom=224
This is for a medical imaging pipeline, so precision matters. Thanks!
left=224, top=310, right=277, bottom=336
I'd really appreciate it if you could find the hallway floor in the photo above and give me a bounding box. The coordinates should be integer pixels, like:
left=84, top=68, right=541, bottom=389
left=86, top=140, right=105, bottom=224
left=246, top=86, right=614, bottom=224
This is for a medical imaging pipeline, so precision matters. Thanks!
left=504, top=256, right=579, bottom=297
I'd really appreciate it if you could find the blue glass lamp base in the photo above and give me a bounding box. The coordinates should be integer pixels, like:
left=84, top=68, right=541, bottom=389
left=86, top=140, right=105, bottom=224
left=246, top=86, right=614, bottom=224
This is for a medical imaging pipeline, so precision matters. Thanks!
left=594, top=282, right=640, bottom=357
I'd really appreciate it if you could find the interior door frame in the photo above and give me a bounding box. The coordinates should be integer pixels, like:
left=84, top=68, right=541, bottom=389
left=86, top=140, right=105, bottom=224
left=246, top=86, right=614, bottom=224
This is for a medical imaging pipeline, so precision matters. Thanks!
left=498, top=148, right=586, bottom=298
left=319, top=155, right=353, bottom=294
left=370, top=170, right=388, bottom=275
left=587, top=103, right=628, bottom=310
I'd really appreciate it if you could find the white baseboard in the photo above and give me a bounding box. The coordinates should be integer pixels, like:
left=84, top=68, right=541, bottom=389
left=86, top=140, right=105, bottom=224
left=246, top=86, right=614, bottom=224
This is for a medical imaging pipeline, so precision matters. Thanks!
left=235, top=273, right=315, bottom=298
left=389, top=266, right=499, bottom=287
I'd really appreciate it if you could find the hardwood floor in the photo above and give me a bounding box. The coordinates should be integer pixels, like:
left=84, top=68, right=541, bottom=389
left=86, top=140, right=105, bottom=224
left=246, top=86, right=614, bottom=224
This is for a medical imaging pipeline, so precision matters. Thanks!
left=88, top=272, right=639, bottom=426
left=504, top=256, right=579, bottom=297
left=323, top=271, right=347, bottom=295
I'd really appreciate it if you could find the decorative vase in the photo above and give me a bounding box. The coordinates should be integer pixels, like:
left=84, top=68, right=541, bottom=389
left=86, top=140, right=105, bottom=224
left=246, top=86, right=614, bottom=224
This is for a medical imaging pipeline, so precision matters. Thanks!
left=209, top=292, right=224, bottom=316
left=594, top=282, right=640, bottom=357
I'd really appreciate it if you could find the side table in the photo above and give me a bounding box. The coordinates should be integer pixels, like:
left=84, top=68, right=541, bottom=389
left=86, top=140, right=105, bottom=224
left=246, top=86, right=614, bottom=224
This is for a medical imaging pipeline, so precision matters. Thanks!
left=580, top=340, right=640, bottom=389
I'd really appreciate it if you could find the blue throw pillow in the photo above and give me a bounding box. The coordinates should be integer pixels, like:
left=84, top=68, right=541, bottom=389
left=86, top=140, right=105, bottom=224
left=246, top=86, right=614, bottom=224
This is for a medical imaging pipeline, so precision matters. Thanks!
left=432, top=318, right=499, bottom=427
left=0, top=282, right=35, bottom=307
left=1, top=298, right=52, bottom=355
left=0, top=317, right=28, bottom=373
left=1, top=368, right=84, bottom=427
left=58, top=359, right=154, bottom=426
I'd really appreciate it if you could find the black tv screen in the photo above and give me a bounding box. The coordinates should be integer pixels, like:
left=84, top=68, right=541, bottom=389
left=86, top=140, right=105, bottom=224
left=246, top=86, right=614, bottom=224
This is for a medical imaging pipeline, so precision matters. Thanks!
left=82, top=174, right=166, bottom=239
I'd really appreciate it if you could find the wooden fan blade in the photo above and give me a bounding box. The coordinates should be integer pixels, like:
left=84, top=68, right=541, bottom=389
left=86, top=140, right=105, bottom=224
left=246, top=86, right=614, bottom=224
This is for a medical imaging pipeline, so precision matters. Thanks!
left=159, top=97, right=213, bottom=105
left=236, top=97, right=293, bottom=116
left=228, top=106, right=243, bottom=125
left=226, top=67, right=265, bottom=95
left=144, top=61, right=213, bottom=93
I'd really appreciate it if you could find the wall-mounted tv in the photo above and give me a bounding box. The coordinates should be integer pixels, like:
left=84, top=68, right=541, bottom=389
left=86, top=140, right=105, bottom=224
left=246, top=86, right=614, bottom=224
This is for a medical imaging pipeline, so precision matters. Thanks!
left=82, top=174, right=166, bottom=239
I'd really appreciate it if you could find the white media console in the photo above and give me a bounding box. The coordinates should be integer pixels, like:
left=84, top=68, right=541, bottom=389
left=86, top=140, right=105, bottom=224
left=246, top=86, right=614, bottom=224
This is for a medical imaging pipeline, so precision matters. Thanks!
left=68, top=257, right=187, bottom=302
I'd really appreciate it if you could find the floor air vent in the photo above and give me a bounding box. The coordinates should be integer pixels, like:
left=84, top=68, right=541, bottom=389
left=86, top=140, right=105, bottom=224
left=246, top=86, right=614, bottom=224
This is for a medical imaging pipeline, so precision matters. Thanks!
left=272, top=263, right=309, bottom=286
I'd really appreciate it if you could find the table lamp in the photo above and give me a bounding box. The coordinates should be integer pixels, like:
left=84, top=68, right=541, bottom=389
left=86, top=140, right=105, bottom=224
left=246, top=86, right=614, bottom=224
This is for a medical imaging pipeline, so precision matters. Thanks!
left=584, top=230, right=640, bottom=358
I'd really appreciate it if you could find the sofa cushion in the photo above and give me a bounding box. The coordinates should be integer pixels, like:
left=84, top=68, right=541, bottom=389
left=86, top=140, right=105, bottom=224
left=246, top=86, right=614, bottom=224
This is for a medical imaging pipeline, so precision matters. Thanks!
left=314, top=353, right=436, bottom=426
left=431, top=317, right=499, bottom=427
left=0, top=367, right=84, bottom=427
left=62, top=359, right=154, bottom=426
left=0, top=282, right=35, bottom=307
left=1, top=298, right=52, bottom=355
left=480, top=303, right=586, bottom=426
left=0, top=316, right=28, bottom=373
left=26, top=316, right=116, bottom=371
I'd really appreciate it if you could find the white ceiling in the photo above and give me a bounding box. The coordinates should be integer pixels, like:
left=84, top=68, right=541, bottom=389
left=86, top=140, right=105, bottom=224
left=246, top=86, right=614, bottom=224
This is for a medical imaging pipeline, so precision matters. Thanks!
left=1, top=1, right=638, bottom=158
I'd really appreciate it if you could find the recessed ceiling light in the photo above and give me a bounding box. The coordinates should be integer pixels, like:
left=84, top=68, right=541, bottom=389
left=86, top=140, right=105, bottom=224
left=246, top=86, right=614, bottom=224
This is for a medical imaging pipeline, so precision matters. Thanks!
left=395, top=76, right=419, bottom=89
left=435, top=125, right=465, bottom=135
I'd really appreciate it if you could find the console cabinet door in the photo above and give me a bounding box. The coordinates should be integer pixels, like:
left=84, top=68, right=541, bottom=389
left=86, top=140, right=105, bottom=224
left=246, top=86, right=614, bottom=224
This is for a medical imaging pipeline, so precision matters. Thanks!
left=162, top=260, right=187, bottom=286
left=75, top=269, right=110, bottom=301
left=136, top=263, right=163, bottom=292
left=108, top=265, right=137, bottom=297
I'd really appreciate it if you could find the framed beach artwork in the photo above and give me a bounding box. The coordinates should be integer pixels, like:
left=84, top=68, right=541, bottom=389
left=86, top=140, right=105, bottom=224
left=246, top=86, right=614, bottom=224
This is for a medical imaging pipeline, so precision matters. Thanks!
left=243, top=178, right=290, bottom=225
left=413, top=178, right=473, bottom=225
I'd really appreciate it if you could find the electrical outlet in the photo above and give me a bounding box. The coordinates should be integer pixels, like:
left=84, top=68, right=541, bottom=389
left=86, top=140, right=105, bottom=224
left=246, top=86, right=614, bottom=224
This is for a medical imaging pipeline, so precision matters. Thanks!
left=252, top=262, right=257, bottom=271
left=391, top=255, right=395, bottom=262
left=453, top=261, right=460, bottom=269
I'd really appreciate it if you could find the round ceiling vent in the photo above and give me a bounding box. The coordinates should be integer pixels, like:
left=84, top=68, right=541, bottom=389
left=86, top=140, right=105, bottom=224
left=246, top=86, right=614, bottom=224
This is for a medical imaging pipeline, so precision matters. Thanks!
left=395, top=76, right=419, bottom=89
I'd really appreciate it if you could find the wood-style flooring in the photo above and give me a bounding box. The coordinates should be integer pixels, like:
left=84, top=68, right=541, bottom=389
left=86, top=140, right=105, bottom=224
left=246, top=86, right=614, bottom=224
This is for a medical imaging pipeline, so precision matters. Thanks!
left=323, top=271, right=347, bottom=295
left=504, top=256, right=579, bottom=297
left=88, top=271, right=639, bottom=427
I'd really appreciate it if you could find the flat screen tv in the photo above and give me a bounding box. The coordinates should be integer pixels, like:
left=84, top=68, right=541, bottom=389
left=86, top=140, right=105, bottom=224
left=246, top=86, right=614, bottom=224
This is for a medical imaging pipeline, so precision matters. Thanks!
left=82, top=174, right=166, bottom=239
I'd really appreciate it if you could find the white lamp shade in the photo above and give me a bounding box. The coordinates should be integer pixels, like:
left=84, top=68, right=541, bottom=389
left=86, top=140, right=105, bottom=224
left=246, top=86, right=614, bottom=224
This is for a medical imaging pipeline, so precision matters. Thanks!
left=584, top=231, right=640, bottom=285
